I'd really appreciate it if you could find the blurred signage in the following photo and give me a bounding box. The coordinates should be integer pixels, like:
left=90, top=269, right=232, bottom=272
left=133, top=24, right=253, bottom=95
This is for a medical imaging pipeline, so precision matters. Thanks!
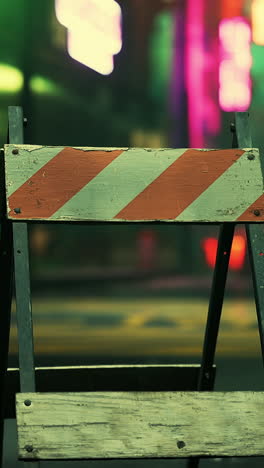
left=186, top=0, right=221, bottom=147
left=221, top=0, right=243, bottom=18
left=55, top=0, right=122, bottom=75
left=185, top=0, right=205, bottom=147
left=252, top=0, right=264, bottom=45
left=138, top=230, right=157, bottom=270
left=219, top=17, right=252, bottom=111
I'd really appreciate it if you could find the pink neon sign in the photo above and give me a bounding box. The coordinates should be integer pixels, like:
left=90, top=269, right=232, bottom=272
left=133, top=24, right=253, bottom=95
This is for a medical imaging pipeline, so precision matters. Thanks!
left=185, top=0, right=205, bottom=147
left=219, top=18, right=252, bottom=112
left=55, top=0, right=122, bottom=75
left=185, top=0, right=220, bottom=148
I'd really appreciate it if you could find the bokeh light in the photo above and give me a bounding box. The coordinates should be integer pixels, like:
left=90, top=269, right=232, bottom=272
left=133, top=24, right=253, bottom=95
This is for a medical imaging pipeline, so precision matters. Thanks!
left=0, top=63, right=23, bottom=93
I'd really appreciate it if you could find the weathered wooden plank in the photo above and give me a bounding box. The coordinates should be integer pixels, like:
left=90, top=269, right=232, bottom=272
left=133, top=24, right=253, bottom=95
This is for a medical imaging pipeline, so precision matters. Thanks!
left=16, top=391, right=264, bottom=459
left=5, top=144, right=263, bottom=222
left=6, top=364, right=214, bottom=418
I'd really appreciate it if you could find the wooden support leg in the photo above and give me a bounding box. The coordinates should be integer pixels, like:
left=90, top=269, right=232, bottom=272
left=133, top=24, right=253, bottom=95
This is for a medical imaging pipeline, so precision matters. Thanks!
left=0, top=220, right=14, bottom=467
left=247, top=223, right=264, bottom=359
left=187, top=224, right=235, bottom=468
left=13, top=222, right=39, bottom=468
left=197, top=223, right=235, bottom=391
left=13, top=222, right=36, bottom=392
left=187, top=117, right=241, bottom=467
left=5, top=107, right=39, bottom=466
left=0, top=106, right=24, bottom=468
left=235, top=112, right=264, bottom=364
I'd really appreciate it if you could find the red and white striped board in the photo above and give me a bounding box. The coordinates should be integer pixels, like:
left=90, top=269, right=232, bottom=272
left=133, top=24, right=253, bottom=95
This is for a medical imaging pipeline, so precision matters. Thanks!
left=4, top=144, right=262, bottom=222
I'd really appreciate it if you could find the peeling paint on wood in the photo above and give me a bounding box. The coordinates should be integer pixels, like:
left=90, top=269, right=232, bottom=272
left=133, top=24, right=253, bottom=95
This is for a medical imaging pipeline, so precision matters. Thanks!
left=4, top=145, right=263, bottom=222
left=16, top=391, right=264, bottom=459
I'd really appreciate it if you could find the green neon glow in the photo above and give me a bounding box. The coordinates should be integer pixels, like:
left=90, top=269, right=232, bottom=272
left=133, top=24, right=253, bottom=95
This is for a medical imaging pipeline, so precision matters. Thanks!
left=149, top=11, right=174, bottom=102
left=30, top=75, right=62, bottom=95
left=251, top=44, right=264, bottom=105
left=251, top=43, right=264, bottom=78
left=0, top=63, right=23, bottom=93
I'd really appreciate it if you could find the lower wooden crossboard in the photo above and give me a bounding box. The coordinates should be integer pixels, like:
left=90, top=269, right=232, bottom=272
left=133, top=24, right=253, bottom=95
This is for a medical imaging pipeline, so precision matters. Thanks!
left=6, top=364, right=215, bottom=418
left=16, top=391, right=264, bottom=459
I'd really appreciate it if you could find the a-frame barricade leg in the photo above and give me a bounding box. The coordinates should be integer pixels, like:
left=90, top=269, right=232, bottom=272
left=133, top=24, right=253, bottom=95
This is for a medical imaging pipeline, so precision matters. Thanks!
left=0, top=107, right=24, bottom=467
left=13, top=222, right=39, bottom=468
left=187, top=114, right=243, bottom=468
left=235, top=112, right=264, bottom=364
left=189, top=112, right=264, bottom=467
left=0, top=221, right=13, bottom=468
left=188, top=224, right=235, bottom=468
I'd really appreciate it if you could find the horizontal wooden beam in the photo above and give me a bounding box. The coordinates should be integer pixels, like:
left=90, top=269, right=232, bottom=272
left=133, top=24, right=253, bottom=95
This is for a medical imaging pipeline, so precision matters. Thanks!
left=6, top=364, right=214, bottom=418
left=16, top=391, right=264, bottom=459
left=5, top=145, right=263, bottom=222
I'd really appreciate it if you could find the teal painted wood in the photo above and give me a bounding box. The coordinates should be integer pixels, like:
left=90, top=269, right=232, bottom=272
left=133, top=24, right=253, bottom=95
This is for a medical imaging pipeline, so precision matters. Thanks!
left=16, top=391, right=264, bottom=459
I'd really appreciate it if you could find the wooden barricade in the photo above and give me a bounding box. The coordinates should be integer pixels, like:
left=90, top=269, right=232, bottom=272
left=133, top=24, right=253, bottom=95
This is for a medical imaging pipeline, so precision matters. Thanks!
left=1, top=108, right=264, bottom=466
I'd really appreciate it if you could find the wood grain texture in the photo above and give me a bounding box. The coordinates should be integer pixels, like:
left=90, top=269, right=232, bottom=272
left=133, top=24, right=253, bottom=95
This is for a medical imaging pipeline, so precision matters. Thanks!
left=16, top=391, right=264, bottom=459
left=5, top=145, right=263, bottom=222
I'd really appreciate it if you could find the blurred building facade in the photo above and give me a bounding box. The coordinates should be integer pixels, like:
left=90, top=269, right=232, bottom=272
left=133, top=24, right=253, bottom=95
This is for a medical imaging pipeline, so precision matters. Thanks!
left=0, top=0, right=262, bottom=287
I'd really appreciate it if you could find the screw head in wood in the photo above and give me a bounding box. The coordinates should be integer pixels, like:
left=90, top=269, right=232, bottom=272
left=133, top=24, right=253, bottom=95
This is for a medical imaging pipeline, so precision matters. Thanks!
left=24, top=399, right=31, bottom=407
left=12, top=148, right=19, bottom=155
left=247, top=153, right=255, bottom=160
left=254, top=210, right=261, bottom=217
left=25, top=445, right=33, bottom=452
left=14, top=207, right=21, bottom=214
left=230, top=123, right=236, bottom=133
left=177, top=441, right=186, bottom=449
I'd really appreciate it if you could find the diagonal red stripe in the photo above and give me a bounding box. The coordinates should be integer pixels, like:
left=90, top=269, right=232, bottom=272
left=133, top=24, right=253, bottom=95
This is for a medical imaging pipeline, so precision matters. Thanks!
left=115, top=149, right=244, bottom=220
left=236, top=194, right=264, bottom=221
left=8, top=147, right=124, bottom=219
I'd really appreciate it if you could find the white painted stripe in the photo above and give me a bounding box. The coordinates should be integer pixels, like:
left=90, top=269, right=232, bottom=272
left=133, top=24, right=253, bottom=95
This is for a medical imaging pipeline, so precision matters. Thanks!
left=175, top=149, right=263, bottom=221
left=50, top=148, right=187, bottom=220
left=5, top=146, right=62, bottom=196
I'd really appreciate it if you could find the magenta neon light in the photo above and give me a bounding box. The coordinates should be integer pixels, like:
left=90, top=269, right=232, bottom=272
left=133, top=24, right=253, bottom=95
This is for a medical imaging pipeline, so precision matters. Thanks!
left=219, top=18, right=252, bottom=112
left=185, top=0, right=205, bottom=147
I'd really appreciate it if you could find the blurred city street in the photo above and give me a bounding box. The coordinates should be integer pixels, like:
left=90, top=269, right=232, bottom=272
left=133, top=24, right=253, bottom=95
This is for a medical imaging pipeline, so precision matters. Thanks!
left=7, top=297, right=263, bottom=359
left=4, top=296, right=264, bottom=467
